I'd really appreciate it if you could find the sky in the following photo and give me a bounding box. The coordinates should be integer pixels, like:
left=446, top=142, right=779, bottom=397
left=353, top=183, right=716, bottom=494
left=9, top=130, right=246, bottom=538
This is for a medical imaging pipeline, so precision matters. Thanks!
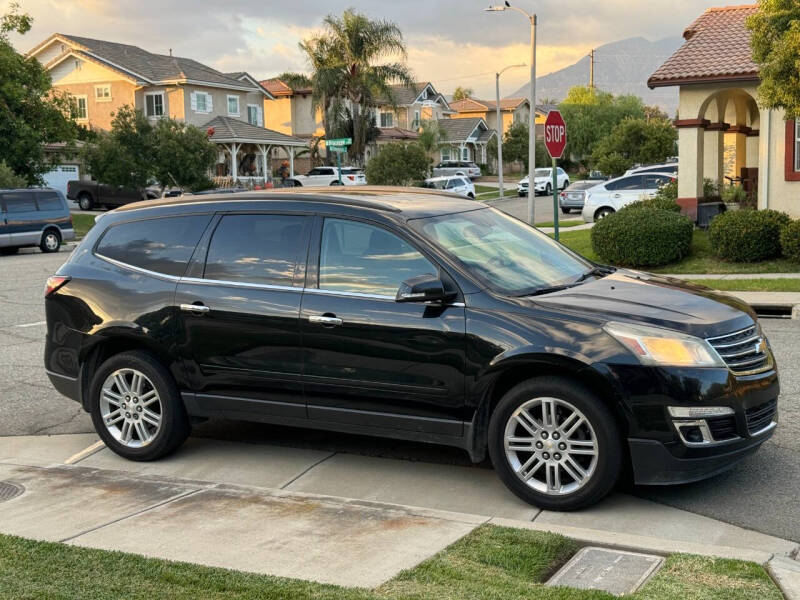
left=9, top=0, right=727, bottom=99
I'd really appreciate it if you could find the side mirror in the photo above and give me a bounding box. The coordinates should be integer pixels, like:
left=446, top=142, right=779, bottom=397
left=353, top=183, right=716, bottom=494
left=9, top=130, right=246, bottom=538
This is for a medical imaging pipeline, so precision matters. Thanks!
left=396, top=274, right=453, bottom=303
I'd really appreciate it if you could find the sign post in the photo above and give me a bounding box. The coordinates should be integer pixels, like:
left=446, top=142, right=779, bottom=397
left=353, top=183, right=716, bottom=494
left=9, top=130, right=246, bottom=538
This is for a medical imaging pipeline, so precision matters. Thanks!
left=543, top=111, right=567, bottom=241
left=326, top=138, right=353, bottom=185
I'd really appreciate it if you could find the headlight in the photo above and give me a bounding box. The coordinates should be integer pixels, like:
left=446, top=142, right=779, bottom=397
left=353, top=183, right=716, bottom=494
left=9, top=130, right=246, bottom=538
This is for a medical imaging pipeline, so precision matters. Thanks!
left=604, top=321, right=725, bottom=368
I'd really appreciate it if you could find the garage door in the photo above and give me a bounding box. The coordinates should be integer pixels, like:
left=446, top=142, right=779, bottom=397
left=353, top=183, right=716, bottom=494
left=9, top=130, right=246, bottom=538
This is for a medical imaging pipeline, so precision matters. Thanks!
left=42, top=165, right=80, bottom=196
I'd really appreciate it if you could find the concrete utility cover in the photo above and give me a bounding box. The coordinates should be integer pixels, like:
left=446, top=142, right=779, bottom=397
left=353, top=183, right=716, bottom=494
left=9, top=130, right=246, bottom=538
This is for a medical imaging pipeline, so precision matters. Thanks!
left=0, top=481, right=24, bottom=502
left=547, top=546, right=663, bottom=595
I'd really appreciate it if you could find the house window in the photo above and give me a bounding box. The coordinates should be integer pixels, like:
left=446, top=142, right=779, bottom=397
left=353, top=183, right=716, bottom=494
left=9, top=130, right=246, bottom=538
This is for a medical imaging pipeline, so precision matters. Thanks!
left=192, top=91, right=212, bottom=113
left=380, top=111, right=393, bottom=128
left=247, top=104, right=261, bottom=126
left=145, top=92, right=164, bottom=118
left=94, top=85, right=111, bottom=102
left=462, top=147, right=469, bottom=161
left=412, top=109, right=420, bottom=129
left=441, top=147, right=451, bottom=161
left=71, top=95, right=87, bottom=120
left=227, top=95, right=240, bottom=116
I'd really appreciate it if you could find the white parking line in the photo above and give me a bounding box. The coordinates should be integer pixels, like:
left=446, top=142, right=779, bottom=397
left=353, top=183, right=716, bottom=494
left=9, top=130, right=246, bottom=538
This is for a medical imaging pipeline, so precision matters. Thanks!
left=64, top=440, right=106, bottom=465
left=14, top=321, right=46, bottom=328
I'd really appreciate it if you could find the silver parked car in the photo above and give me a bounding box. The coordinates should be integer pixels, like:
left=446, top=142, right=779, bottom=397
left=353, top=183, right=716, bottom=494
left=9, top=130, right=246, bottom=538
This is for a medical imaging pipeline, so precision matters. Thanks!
left=558, top=180, right=604, bottom=214
left=432, top=161, right=482, bottom=179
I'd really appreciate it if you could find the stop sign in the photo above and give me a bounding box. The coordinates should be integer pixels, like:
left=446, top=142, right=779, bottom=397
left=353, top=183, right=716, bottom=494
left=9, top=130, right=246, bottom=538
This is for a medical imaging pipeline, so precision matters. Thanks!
left=544, top=110, right=567, bottom=159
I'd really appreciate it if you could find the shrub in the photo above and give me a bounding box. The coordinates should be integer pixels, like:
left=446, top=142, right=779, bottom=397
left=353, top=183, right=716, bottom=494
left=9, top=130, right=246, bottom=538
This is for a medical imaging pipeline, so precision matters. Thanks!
left=653, top=178, right=677, bottom=202
left=0, top=160, right=27, bottom=188
left=591, top=207, right=694, bottom=267
left=625, top=196, right=681, bottom=212
left=780, top=220, right=800, bottom=262
left=365, top=142, right=429, bottom=186
left=708, top=209, right=791, bottom=262
left=721, top=185, right=747, bottom=204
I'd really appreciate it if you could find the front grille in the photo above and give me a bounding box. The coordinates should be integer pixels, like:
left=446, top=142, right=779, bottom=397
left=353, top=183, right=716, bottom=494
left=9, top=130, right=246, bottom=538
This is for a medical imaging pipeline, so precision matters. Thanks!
left=707, top=415, right=738, bottom=441
left=745, top=399, right=777, bottom=434
left=706, top=325, right=769, bottom=374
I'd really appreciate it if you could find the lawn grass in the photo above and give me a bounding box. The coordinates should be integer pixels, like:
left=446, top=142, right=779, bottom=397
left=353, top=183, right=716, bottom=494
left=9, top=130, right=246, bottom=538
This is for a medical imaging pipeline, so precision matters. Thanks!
left=70, top=213, right=96, bottom=239
left=474, top=184, right=500, bottom=194
left=691, top=278, right=800, bottom=292
left=536, top=220, right=584, bottom=229
left=0, top=526, right=783, bottom=600
left=552, top=228, right=800, bottom=274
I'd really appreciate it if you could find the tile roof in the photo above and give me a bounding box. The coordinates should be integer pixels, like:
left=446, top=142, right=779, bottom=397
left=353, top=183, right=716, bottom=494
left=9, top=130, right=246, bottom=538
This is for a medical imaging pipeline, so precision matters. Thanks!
left=437, top=117, right=492, bottom=143
left=648, top=5, right=759, bottom=87
left=376, top=127, right=420, bottom=141
left=47, top=34, right=259, bottom=90
left=377, top=82, right=431, bottom=106
left=260, top=78, right=312, bottom=96
left=204, top=116, right=308, bottom=146
left=451, top=98, right=528, bottom=112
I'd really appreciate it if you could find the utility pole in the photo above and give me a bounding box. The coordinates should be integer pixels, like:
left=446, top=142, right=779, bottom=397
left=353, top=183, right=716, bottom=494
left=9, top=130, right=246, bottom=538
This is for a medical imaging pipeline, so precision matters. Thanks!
left=588, top=49, right=595, bottom=89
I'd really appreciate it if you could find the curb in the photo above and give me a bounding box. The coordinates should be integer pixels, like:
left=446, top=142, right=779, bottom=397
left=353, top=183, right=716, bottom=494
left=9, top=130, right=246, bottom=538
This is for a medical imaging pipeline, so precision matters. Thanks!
left=768, top=555, right=800, bottom=600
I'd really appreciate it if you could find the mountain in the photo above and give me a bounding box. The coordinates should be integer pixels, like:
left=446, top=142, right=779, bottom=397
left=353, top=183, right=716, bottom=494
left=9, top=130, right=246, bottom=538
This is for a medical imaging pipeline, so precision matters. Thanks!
left=509, top=36, right=682, bottom=115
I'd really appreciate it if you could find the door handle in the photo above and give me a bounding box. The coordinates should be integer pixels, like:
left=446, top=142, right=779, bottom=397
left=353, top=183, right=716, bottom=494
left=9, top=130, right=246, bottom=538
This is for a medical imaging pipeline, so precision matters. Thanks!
left=308, top=314, right=343, bottom=326
left=180, top=303, right=210, bottom=315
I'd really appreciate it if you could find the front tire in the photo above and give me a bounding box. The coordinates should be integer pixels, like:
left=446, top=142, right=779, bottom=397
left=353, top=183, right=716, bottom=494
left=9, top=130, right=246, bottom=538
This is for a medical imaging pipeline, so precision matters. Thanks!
left=89, top=351, right=190, bottom=461
left=40, top=229, right=61, bottom=253
left=545, top=183, right=552, bottom=196
left=488, top=376, right=621, bottom=511
left=0, top=247, right=19, bottom=255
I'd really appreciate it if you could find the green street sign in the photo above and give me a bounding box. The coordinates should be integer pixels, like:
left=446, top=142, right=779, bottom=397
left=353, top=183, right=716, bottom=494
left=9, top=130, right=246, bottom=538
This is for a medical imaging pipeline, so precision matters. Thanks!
left=326, top=137, right=352, bottom=147
left=329, top=146, right=347, bottom=153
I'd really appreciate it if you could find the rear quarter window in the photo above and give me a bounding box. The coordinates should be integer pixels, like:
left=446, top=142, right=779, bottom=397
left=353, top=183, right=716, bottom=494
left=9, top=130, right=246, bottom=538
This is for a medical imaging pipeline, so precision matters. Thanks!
left=35, top=192, right=63, bottom=211
left=95, top=214, right=212, bottom=277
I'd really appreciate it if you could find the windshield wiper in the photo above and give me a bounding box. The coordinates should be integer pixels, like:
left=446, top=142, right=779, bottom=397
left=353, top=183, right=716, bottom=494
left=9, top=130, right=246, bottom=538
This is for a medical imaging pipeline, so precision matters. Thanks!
left=574, top=265, right=616, bottom=283
left=514, top=284, right=572, bottom=297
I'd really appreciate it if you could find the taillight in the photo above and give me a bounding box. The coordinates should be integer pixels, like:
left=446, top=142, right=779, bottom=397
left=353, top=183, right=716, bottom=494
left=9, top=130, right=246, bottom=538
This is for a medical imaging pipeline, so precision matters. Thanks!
left=348, top=175, right=355, bottom=181
left=45, top=275, right=70, bottom=297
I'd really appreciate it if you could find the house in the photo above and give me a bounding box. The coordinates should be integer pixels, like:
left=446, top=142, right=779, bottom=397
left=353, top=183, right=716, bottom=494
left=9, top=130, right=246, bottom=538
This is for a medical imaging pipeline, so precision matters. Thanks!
left=648, top=4, right=798, bottom=219
left=449, top=97, right=545, bottom=138
left=26, top=34, right=308, bottom=187
left=437, top=118, right=496, bottom=165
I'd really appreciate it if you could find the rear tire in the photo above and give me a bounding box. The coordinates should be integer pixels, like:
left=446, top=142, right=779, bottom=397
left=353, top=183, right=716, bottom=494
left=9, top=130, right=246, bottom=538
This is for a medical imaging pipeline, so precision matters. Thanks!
left=561, top=208, right=571, bottom=215
left=78, top=193, right=94, bottom=211
left=594, top=207, right=615, bottom=221
left=40, top=229, right=61, bottom=253
left=488, top=376, right=621, bottom=511
left=89, top=351, right=190, bottom=461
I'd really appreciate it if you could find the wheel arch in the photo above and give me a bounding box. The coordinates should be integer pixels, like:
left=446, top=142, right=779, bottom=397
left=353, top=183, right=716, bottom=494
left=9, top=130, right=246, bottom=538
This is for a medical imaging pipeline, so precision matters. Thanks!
left=594, top=206, right=615, bottom=220
left=78, top=331, right=180, bottom=412
left=467, top=354, right=629, bottom=463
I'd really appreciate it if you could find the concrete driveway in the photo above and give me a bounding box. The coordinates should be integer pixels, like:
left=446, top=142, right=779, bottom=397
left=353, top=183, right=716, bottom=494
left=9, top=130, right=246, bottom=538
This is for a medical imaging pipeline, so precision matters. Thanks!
left=1, top=250, right=798, bottom=542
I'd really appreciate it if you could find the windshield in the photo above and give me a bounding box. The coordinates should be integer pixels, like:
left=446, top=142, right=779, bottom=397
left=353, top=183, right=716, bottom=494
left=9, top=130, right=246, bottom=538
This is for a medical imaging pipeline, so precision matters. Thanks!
left=567, top=181, right=597, bottom=191
left=409, top=207, right=591, bottom=296
left=423, top=180, right=448, bottom=190
left=535, top=169, right=551, bottom=178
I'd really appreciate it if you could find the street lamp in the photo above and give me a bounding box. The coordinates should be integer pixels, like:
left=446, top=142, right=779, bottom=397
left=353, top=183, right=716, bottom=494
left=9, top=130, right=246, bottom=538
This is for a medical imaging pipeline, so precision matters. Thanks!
left=485, top=2, right=537, bottom=224
left=495, top=63, right=526, bottom=200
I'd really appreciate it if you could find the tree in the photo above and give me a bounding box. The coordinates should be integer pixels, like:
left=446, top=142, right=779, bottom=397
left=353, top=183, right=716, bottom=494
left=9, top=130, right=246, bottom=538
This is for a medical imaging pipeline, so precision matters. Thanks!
left=748, top=0, right=800, bottom=118
left=452, top=86, right=473, bottom=101
left=0, top=161, right=27, bottom=188
left=497, top=122, right=549, bottom=170
left=590, top=117, right=677, bottom=176
left=365, top=143, right=428, bottom=186
left=300, top=9, right=414, bottom=163
left=558, top=85, right=646, bottom=164
left=0, top=2, right=82, bottom=184
left=417, top=120, right=441, bottom=153
left=84, top=106, right=216, bottom=192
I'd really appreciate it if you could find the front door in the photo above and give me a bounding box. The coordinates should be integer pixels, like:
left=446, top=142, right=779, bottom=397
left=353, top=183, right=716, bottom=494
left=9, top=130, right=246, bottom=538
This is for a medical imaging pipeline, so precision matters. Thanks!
left=300, top=217, right=467, bottom=435
left=176, top=212, right=312, bottom=420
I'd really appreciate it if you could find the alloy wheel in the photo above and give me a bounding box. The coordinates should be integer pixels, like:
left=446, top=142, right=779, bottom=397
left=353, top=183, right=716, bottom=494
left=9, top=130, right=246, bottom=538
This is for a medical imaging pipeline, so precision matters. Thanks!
left=99, top=368, right=162, bottom=448
left=44, top=233, right=59, bottom=251
left=503, top=397, right=598, bottom=496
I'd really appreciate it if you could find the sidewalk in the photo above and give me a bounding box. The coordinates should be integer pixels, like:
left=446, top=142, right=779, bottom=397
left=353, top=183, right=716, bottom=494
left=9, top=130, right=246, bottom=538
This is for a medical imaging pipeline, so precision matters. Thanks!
left=0, top=433, right=797, bottom=594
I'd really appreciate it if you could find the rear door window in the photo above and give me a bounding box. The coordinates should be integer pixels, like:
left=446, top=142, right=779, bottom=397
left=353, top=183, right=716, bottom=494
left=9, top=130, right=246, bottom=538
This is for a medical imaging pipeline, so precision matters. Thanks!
left=644, top=174, right=673, bottom=189
left=605, top=176, right=643, bottom=191
left=96, top=215, right=212, bottom=277
left=204, top=214, right=311, bottom=287
left=3, top=192, right=37, bottom=213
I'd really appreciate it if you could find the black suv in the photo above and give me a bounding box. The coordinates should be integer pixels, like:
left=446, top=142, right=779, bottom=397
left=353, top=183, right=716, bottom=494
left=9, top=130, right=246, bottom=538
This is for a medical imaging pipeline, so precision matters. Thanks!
left=44, top=188, right=779, bottom=510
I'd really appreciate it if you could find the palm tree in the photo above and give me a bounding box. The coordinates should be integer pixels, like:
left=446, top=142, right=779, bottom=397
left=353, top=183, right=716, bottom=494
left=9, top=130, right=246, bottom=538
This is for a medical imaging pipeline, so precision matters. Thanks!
left=302, top=9, right=414, bottom=163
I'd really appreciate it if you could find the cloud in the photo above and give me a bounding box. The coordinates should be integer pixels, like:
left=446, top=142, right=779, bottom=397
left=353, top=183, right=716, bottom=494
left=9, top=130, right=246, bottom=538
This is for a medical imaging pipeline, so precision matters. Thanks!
left=7, top=0, right=723, bottom=97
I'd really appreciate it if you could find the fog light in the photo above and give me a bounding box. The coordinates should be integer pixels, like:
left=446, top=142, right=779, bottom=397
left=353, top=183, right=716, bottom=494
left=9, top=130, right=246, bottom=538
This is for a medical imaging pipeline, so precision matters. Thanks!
left=668, top=406, right=733, bottom=419
left=679, top=425, right=705, bottom=444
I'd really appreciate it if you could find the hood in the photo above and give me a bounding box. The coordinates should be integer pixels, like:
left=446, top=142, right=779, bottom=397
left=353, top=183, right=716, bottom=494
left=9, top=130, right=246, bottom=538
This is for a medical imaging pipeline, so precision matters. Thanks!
left=531, top=271, right=755, bottom=339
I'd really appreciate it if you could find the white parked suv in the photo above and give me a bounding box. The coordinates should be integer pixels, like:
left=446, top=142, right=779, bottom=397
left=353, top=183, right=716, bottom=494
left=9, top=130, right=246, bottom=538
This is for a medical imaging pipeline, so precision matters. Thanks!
left=517, top=168, right=569, bottom=197
left=581, top=172, right=676, bottom=222
left=422, top=175, right=475, bottom=198
left=289, top=166, right=366, bottom=187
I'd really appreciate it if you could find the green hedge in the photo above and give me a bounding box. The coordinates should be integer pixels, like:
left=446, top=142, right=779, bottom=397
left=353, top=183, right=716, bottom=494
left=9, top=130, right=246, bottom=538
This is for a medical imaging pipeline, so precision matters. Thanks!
left=591, top=207, right=694, bottom=267
left=708, top=209, right=791, bottom=262
left=780, top=220, right=800, bottom=262
left=624, top=197, right=682, bottom=212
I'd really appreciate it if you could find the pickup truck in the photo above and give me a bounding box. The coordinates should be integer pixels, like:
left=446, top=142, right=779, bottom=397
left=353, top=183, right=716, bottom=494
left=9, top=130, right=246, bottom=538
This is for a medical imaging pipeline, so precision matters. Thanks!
left=66, top=181, right=157, bottom=210
left=288, top=166, right=367, bottom=187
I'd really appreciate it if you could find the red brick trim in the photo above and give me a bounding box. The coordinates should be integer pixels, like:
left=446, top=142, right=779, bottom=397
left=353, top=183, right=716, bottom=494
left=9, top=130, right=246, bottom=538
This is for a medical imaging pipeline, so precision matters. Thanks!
left=674, top=119, right=710, bottom=129
left=727, top=125, right=752, bottom=135
left=705, top=122, right=730, bottom=131
left=746, top=129, right=759, bottom=137
left=677, top=197, right=698, bottom=221
left=785, top=120, right=800, bottom=181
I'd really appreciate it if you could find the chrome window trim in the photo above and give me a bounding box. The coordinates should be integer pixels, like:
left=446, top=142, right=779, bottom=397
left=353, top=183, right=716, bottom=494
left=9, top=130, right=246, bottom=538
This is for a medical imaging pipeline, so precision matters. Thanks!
left=304, top=287, right=395, bottom=300
left=95, top=253, right=181, bottom=282
left=180, top=275, right=300, bottom=293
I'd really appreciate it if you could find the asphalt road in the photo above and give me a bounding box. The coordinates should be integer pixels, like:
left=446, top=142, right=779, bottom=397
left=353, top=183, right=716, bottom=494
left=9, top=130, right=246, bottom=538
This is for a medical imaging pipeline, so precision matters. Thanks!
left=485, top=193, right=576, bottom=224
left=1, top=249, right=798, bottom=541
